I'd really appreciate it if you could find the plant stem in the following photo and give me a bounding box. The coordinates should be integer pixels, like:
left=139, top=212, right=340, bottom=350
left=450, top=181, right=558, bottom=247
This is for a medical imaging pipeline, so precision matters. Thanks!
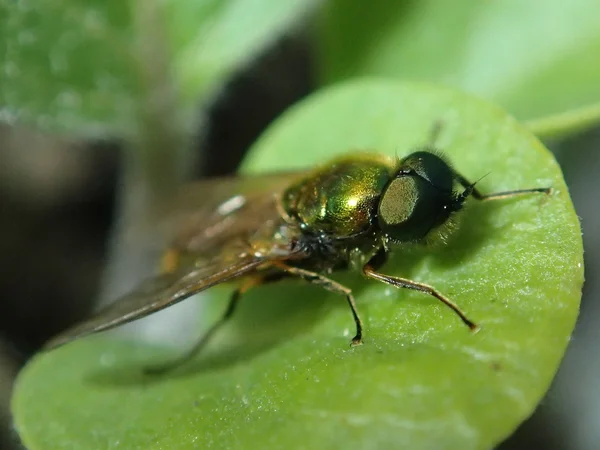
left=98, top=0, right=195, bottom=305
left=526, top=103, right=600, bottom=142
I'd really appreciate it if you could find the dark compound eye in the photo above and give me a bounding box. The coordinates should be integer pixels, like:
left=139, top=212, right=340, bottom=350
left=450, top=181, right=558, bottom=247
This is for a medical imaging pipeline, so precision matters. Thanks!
left=378, top=151, right=464, bottom=242
left=399, top=151, right=455, bottom=192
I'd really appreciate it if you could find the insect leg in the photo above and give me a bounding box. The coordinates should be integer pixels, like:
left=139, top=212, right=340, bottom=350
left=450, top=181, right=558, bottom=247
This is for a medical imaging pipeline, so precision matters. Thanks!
left=426, top=119, right=444, bottom=147
left=145, top=276, right=262, bottom=374
left=453, top=172, right=552, bottom=201
left=362, top=248, right=478, bottom=331
left=272, top=262, right=363, bottom=346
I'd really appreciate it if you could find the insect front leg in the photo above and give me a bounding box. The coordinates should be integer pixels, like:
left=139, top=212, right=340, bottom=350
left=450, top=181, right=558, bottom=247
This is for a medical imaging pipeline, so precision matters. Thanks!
left=362, top=248, right=478, bottom=331
left=453, top=172, right=552, bottom=201
left=145, top=276, right=262, bottom=375
left=272, top=262, right=364, bottom=346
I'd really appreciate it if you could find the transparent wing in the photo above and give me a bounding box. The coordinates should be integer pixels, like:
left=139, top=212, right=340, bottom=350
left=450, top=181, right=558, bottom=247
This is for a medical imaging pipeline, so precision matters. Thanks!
left=161, top=171, right=305, bottom=257
left=133, top=171, right=306, bottom=261
left=44, top=253, right=272, bottom=350
left=45, top=170, right=309, bottom=350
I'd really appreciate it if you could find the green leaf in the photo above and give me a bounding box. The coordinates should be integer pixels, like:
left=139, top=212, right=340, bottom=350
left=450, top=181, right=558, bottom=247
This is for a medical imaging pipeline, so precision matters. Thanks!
left=316, top=0, right=600, bottom=129
left=0, top=0, right=318, bottom=135
left=12, top=79, right=583, bottom=450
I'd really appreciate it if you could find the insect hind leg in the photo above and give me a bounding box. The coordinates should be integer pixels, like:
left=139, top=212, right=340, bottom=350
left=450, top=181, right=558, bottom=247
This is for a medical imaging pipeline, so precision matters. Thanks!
left=272, top=261, right=363, bottom=346
left=144, top=276, right=262, bottom=375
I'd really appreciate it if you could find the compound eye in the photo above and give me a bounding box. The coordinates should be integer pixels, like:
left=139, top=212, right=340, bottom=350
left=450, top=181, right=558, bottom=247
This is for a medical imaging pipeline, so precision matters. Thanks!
left=378, top=174, right=445, bottom=242
left=400, top=151, right=454, bottom=192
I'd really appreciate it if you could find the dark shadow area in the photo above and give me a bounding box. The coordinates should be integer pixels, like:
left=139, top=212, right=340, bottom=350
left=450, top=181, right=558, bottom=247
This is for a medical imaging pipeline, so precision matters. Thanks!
left=201, top=35, right=314, bottom=176
left=0, top=138, right=117, bottom=357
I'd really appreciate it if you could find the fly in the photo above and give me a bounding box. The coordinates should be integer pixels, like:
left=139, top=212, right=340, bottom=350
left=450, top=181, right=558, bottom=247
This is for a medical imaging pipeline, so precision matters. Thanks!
left=44, top=149, right=551, bottom=373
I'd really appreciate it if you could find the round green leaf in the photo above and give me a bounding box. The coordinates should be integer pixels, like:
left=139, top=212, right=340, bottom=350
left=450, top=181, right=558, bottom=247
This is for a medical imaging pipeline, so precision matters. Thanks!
left=0, top=0, right=318, bottom=135
left=12, top=80, right=583, bottom=450
left=317, top=0, right=600, bottom=129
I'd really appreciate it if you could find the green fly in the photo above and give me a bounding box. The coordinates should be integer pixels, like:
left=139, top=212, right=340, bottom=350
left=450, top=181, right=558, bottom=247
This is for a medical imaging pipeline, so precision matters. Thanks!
left=45, top=148, right=550, bottom=372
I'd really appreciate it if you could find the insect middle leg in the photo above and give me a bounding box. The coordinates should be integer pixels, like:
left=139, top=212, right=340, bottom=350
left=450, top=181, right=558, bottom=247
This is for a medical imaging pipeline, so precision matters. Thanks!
left=272, top=262, right=363, bottom=346
left=362, top=248, right=478, bottom=331
left=145, top=275, right=264, bottom=374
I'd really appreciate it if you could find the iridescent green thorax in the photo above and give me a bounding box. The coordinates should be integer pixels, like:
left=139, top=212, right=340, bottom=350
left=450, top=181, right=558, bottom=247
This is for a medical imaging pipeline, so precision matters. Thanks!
left=282, top=154, right=396, bottom=237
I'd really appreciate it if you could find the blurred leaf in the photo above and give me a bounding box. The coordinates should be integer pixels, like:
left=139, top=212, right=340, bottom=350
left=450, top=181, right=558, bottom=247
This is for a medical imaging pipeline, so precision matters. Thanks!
left=12, top=79, right=583, bottom=449
left=0, top=0, right=318, bottom=135
left=317, top=0, right=600, bottom=132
